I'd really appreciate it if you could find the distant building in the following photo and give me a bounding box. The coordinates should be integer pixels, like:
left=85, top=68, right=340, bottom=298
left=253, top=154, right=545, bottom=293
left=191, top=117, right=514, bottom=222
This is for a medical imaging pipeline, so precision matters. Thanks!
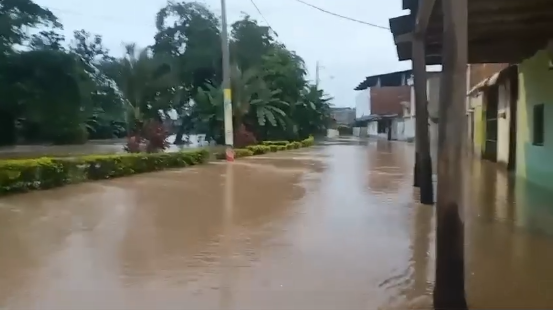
left=353, top=69, right=440, bottom=150
left=330, top=107, right=356, bottom=125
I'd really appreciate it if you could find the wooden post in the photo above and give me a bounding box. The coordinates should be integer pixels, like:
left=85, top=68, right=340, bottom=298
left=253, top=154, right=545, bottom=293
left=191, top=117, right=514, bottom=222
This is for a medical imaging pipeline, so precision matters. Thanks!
left=433, top=0, right=468, bottom=309
left=412, top=36, right=434, bottom=205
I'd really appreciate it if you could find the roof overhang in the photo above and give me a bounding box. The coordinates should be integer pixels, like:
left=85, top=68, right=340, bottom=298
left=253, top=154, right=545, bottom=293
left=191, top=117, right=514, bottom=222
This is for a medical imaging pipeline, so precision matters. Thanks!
left=467, top=65, right=518, bottom=96
left=354, top=70, right=413, bottom=90
left=354, top=68, right=442, bottom=91
left=389, top=0, right=553, bottom=64
left=355, top=114, right=399, bottom=122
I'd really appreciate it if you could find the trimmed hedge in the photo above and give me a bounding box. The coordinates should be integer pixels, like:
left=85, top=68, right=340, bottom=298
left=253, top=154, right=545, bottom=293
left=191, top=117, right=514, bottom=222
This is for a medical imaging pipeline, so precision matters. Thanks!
left=300, top=136, right=315, bottom=147
left=0, top=150, right=210, bottom=196
left=261, top=140, right=289, bottom=146
left=215, top=136, right=315, bottom=160
left=0, top=136, right=316, bottom=196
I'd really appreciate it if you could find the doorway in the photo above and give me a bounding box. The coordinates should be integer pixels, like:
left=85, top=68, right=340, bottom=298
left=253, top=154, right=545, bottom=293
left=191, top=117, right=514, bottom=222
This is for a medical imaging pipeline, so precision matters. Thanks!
left=484, top=85, right=498, bottom=162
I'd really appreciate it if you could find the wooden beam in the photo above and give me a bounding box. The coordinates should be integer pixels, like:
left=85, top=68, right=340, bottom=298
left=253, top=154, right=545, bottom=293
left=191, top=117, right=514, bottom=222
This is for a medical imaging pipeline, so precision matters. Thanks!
left=433, top=0, right=468, bottom=309
left=415, top=0, right=437, bottom=35
left=469, top=0, right=552, bottom=11
left=394, top=33, right=413, bottom=44
left=547, top=39, right=553, bottom=63
left=389, top=14, right=415, bottom=36
left=412, top=35, right=434, bottom=204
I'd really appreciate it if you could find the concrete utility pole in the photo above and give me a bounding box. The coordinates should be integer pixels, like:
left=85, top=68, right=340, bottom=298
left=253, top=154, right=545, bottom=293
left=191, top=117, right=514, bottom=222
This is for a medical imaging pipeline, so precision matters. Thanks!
left=220, top=0, right=235, bottom=309
left=221, top=0, right=234, bottom=161
left=433, top=0, right=468, bottom=309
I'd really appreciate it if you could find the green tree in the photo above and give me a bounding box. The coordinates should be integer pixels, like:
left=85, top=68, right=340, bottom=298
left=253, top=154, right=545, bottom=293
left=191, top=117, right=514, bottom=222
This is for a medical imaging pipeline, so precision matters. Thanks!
left=294, top=85, right=333, bottom=139
left=230, top=15, right=274, bottom=70
left=0, top=0, right=60, bottom=55
left=153, top=1, right=222, bottom=143
left=0, top=0, right=61, bottom=145
left=104, top=44, right=180, bottom=132
left=188, top=84, right=224, bottom=143
left=5, top=49, right=92, bottom=144
left=29, top=30, right=65, bottom=51
left=69, top=30, right=126, bottom=139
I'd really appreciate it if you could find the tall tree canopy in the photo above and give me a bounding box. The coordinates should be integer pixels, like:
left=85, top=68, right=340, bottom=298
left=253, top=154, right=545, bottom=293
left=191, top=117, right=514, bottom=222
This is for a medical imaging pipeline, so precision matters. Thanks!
left=0, top=0, right=333, bottom=146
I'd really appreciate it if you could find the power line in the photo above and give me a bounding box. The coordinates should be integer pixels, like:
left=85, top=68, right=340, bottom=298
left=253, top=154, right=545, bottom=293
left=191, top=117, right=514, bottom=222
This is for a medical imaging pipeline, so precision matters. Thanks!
left=249, top=0, right=279, bottom=37
left=291, top=0, right=390, bottom=30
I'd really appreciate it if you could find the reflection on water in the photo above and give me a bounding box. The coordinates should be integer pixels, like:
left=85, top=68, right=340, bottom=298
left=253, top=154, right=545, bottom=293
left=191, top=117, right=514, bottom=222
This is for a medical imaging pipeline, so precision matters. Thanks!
left=465, top=159, right=553, bottom=308
left=1, top=140, right=553, bottom=309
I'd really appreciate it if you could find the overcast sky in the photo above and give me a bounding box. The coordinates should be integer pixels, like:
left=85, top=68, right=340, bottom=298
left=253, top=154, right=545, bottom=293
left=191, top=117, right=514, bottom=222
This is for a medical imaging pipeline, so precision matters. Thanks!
left=35, top=0, right=412, bottom=107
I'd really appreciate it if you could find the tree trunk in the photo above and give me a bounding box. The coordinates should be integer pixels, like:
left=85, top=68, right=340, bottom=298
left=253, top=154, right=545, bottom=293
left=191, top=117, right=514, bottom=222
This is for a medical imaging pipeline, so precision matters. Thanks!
left=412, top=37, right=434, bottom=205
left=173, top=123, right=186, bottom=145
left=433, top=0, right=468, bottom=309
left=0, top=109, right=17, bottom=146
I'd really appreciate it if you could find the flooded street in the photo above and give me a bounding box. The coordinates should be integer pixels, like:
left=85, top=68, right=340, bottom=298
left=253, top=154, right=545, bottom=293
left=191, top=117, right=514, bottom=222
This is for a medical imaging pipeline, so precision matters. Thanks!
left=1, top=140, right=553, bottom=309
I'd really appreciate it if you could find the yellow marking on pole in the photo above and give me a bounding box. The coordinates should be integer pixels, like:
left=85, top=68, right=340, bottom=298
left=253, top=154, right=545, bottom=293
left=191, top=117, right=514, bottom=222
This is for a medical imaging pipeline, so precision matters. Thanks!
left=224, top=88, right=232, bottom=101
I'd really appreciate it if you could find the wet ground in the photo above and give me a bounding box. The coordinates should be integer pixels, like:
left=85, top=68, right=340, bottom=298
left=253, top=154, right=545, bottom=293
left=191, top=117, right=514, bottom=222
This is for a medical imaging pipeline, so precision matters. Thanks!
left=1, top=140, right=553, bottom=309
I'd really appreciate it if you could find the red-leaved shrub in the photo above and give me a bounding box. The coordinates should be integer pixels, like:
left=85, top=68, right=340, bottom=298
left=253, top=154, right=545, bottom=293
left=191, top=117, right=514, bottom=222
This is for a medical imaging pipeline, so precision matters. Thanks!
left=125, top=135, right=142, bottom=153
left=124, top=120, right=169, bottom=153
left=234, top=124, right=257, bottom=148
left=143, top=120, right=169, bottom=153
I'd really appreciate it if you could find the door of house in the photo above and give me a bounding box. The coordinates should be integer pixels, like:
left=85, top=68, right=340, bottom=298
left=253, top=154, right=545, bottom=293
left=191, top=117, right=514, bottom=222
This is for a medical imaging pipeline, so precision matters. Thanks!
left=484, top=86, right=499, bottom=162
left=469, top=111, right=474, bottom=149
left=507, top=67, right=519, bottom=171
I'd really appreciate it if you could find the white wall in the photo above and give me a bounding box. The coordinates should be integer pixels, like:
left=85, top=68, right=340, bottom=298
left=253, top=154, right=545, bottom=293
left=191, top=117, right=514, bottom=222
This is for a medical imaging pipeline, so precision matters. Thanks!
left=391, top=119, right=399, bottom=140
left=396, top=117, right=415, bottom=141
left=429, top=122, right=438, bottom=169
left=327, top=129, right=339, bottom=138
left=427, top=74, right=441, bottom=119
left=497, top=80, right=511, bottom=165
left=409, top=85, right=416, bottom=117
left=355, top=89, right=371, bottom=119
left=367, top=121, right=378, bottom=136
left=353, top=127, right=367, bottom=137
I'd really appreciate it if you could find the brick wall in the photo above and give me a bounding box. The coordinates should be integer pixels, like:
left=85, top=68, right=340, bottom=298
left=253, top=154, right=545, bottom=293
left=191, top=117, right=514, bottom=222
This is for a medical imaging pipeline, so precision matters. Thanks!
left=370, top=86, right=410, bottom=116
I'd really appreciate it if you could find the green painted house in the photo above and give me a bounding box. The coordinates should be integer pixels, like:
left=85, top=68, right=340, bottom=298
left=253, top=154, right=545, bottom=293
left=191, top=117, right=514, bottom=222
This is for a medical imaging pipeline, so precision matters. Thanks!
left=516, top=50, right=553, bottom=190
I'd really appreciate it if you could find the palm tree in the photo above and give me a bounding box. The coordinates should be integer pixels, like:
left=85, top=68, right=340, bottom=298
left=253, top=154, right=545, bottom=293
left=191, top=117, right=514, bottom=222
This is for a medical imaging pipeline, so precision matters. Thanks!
left=230, top=64, right=290, bottom=129
left=294, top=84, right=332, bottom=138
left=102, top=43, right=180, bottom=131
left=229, top=64, right=263, bottom=124
left=189, top=83, right=224, bottom=143
left=249, top=88, right=289, bottom=128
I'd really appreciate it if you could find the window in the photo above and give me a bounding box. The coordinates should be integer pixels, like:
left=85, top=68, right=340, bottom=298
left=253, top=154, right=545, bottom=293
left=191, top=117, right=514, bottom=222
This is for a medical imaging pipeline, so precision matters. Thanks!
left=533, top=104, right=545, bottom=146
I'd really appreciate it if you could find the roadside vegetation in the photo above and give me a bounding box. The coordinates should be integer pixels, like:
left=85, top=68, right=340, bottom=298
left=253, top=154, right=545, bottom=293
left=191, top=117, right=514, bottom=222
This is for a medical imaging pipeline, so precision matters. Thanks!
left=0, top=136, right=314, bottom=196
left=0, top=0, right=333, bottom=150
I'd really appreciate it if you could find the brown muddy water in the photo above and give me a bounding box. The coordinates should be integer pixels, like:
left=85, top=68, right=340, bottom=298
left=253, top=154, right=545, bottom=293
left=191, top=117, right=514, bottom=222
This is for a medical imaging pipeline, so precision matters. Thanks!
left=1, top=140, right=553, bottom=309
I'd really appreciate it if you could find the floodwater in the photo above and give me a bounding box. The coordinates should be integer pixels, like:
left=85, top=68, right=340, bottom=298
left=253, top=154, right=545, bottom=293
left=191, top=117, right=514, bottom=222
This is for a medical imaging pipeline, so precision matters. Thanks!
left=0, top=135, right=208, bottom=159
left=1, top=140, right=553, bottom=309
